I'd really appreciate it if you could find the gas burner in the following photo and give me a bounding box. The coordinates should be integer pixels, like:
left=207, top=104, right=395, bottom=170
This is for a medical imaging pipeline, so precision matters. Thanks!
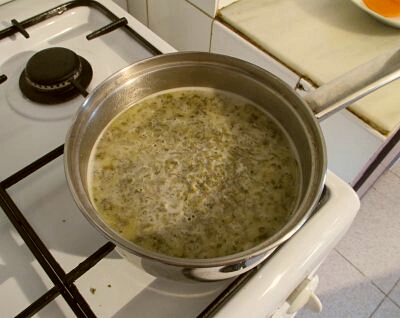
left=19, top=47, right=92, bottom=104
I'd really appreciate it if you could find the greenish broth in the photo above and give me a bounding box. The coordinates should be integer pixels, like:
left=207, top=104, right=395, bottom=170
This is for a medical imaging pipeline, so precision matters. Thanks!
left=88, top=88, right=300, bottom=259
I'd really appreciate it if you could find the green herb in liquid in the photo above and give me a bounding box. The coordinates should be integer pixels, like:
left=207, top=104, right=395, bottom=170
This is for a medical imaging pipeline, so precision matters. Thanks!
left=88, top=88, right=300, bottom=259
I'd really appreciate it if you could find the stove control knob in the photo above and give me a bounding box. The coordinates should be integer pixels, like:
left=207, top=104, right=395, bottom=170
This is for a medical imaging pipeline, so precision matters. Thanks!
left=286, top=275, right=322, bottom=314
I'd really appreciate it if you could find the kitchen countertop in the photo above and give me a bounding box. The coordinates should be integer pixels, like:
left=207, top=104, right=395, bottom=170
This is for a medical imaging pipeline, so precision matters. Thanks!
left=218, top=0, right=400, bottom=135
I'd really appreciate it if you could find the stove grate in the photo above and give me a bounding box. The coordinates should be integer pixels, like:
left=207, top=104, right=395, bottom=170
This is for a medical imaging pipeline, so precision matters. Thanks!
left=0, top=0, right=163, bottom=101
left=17, top=242, right=115, bottom=317
left=86, top=17, right=128, bottom=40
left=0, top=1, right=162, bottom=56
left=0, top=142, right=266, bottom=318
left=10, top=19, right=30, bottom=38
left=0, top=2, right=165, bottom=316
left=0, top=145, right=106, bottom=317
left=0, top=1, right=294, bottom=317
left=0, top=74, right=7, bottom=84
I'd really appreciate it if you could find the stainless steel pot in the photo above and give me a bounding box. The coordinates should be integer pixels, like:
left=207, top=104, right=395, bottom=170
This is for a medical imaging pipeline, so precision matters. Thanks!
left=64, top=50, right=400, bottom=281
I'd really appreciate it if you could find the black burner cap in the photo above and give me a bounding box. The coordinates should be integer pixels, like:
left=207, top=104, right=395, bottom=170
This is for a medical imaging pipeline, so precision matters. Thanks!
left=19, top=47, right=93, bottom=104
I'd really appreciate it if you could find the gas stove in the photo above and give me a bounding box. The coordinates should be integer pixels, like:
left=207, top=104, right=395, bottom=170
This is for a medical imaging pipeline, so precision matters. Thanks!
left=0, top=1, right=360, bottom=317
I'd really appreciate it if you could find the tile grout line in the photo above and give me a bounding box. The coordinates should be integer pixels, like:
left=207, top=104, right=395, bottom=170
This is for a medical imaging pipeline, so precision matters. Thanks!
left=370, top=187, right=399, bottom=206
left=372, top=169, right=400, bottom=202
left=334, top=249, right=400, bottom=313
left=389, top=169, right=400, bottom=180
left=208, top=19, right=215, bottom=53
left=392, top=172, right=400, bottom=179
left=368, top=296, right=400, bottom=317
left=336, top=247, right=399, bottom=297
left=389, top=298, right=400, bottom=310
left=368, top=297, right=386, bottom=318
left=387, top=276, right=400, bottom=295
left=387, top=277, right=400, bottom=309
left=383, top=168, right=400, bottom=180
left=145, top=0, right=149, bottom=27
left=390, top=159, right=400, bottom=178
left=377, top=167, right=399, bottom=178
left=370, top=281, right=392, bottom=297
left=334, top=248, right=374, bottom=281
left=184, top=0, right=214, bottom=18
left=367, top=264, right=400, bottom=317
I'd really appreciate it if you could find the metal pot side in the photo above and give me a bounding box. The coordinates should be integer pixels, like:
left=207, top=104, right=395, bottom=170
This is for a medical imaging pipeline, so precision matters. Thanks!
left=64, top=52, right=327, bottom=281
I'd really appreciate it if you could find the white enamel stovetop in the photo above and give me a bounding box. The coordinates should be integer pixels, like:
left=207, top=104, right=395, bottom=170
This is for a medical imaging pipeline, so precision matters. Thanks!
left=0, top=1, right=359, bottom=317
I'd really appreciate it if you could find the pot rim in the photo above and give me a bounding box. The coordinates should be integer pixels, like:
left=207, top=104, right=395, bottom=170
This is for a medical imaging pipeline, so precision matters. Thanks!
left=64, top=51, right=327, bottom=269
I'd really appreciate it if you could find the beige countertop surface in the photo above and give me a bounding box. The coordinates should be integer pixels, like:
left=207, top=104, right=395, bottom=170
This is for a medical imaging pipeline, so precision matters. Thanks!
left=219, top=0, right=400, bottom=135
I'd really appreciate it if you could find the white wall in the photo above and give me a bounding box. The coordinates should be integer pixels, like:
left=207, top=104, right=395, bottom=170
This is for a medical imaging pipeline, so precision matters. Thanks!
left=147, top=0, right=213, bottom=51
left=126, top=0, right=148, bottom=26
left=112, top=0, right=128, bottom=11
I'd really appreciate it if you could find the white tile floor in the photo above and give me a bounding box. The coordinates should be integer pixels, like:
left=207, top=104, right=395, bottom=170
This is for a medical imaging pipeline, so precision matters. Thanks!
left=297, top=161, right=400, bottom=318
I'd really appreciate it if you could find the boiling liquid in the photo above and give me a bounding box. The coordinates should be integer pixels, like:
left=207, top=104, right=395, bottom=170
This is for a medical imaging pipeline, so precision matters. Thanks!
left=88, top=88, right=300, bottom=259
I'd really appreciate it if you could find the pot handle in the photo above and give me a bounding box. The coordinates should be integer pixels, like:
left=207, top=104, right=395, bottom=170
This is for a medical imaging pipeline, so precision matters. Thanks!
left=304, top=48, right=400, bottom=121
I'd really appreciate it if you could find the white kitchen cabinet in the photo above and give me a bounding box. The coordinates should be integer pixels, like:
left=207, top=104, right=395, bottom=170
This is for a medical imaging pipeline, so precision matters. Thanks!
left=126, top=0, right=148, bottom=26
left=147, top=0, right=213, bottom=51
left=319, top=111, right=384, bottom=183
